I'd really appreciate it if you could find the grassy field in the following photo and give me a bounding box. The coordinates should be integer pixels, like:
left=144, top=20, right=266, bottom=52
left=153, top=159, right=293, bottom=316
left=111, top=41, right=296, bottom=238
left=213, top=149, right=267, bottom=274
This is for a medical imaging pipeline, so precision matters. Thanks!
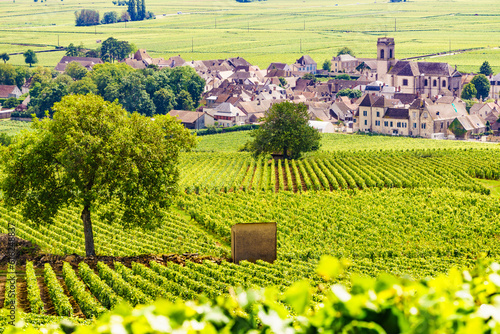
left=0, top=0, right=499, bottom=72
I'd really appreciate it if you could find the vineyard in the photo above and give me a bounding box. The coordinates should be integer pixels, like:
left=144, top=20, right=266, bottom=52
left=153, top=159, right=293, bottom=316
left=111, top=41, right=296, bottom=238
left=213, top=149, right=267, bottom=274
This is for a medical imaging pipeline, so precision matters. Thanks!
left=2, top=131, right=500, bottom=329
left=179, top=149, right=500, bottom=194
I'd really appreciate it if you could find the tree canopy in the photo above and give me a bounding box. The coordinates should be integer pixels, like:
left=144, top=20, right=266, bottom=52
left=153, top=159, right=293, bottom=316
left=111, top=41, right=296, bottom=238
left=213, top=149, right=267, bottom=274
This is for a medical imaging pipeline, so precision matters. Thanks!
left=461, top=82, right=477, bottom=100
left=23, top=49, right=38, bottom=67
left=337, top=47, right=354, bottom=57
left=479, top=61, right=493, bottom=76
left=471, top=74, right=490, bottom=100
left=1, top=94, right=196, bottom=256
left=75, top=9, right=100, bottom=26
left=322, top=59, right=331, bottom=72
left=0, top=53, right=9, bottom=63
left=247, top=101, right=321, bottom=159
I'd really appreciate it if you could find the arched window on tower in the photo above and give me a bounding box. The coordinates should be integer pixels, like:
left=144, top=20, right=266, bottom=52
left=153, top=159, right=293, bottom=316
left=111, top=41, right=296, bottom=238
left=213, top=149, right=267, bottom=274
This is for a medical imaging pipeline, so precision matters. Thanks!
left=389, top=49, right=393, bottom=59
left=380, top=49, right=385, bottom=59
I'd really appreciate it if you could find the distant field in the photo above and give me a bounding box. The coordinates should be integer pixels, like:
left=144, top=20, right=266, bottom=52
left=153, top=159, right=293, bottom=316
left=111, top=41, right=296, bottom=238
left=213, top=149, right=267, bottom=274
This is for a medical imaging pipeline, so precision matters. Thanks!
left=0, top=120, right=32, bottom=136
left=0, top=0, right=499, bottom=72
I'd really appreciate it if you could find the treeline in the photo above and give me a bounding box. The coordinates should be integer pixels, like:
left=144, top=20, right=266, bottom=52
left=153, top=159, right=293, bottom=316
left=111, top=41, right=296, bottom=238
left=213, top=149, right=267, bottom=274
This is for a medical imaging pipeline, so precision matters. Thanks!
left=23, top=62, right=205, bottom=118
left=75, top=0, right=154, bottom=26
left=66, top=38, right=135, bottom=63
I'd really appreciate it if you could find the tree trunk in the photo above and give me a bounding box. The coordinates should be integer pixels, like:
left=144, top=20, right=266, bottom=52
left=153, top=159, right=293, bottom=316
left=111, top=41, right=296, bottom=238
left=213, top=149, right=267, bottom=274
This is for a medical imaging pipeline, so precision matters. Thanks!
left=81, top=206, right=96, bottom=257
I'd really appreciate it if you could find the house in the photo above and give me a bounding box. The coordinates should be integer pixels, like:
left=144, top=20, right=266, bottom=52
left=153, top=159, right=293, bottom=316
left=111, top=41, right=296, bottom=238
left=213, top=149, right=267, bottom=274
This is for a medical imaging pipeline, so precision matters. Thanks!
left=168, top=110, right=214, bottom=129
left=292, top=55, right=317, bottom=74
left=267, top=63, right=291, bottom=74
left=331, top=54, right=358, bottom=74
left=205, top=102, right=246, bottom=127
left=54, top=56, right=103, bottom=72
left=469, top=101, right=500, bottom=132
left=387, top=61, right=462, bottom=97
left=330, top=99, right=355, bottom=122
left=490, top=73, right=500, bottom=99
left=449, top=115, right=486, bottom=139
left=0, top=85, right=22, bottom=99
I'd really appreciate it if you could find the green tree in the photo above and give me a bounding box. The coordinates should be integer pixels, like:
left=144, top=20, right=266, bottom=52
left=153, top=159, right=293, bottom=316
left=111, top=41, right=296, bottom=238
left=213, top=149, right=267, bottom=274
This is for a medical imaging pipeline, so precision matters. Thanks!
left=23, top=49, right=38, bottom=67
left=65, top=43, right=85, bottom=57
left=0, top=63, right=16, bottom=85
left=100, top=37, right=132, bottom=62
left=176, top=89, right=194, bottom=110
left=65, top=61, right=88, bottom=80
left=75, top=9, right=100, bottom=26
left=153, top=87, right=175, bottom=114
left=0, top=133, right=11, bottom=146
left=278, top=77, right=287, bottom=88
left=68, top=77, right=97, bottom=95
left=335, top=74, right=351, bottom=80
left=101, top=11, right=118, bottom=24
left=337, top=88, right=361, bottom=99
left=461, top=82, right=477, bottom=100
left=322, top=59, right=331, bottom=72
left=479, top=61, right=493, bottom=76
left=247, top=101, right=321, bottom=159
left=471, top=74, right=490, bottom=100
left=137, top=0, right=146, bottom=20
left=0, top=94, right=196, bottom=257
left=337, top=47, right=354, bottom=57
left=0, top=53, right=9, bottom=63
left=127, top=0, right=137, bottom=21
left=3, top=97, right=20, bottom=109
left=302, top=72, right=317, bottom=83
left=15, top=66, right=31, bottom=88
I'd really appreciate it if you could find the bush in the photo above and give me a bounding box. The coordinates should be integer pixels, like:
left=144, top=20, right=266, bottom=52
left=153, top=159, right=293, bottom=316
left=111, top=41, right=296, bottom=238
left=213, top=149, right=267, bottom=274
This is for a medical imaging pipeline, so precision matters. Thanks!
left=75, top=9, right=100, bottom=26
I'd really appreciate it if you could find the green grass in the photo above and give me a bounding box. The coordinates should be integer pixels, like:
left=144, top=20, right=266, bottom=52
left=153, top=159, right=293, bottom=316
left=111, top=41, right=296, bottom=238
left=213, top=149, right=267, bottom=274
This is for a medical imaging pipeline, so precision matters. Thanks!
left=476, top=179, right=500, bottom=197
left=1, top=0, right=500, bottom=72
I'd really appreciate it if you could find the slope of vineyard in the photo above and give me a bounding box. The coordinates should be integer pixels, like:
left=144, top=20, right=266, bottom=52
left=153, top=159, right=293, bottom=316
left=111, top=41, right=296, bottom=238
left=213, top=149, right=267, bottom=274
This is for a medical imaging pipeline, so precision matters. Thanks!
left=2, top=131, right=500, bottom=327
left=194, top=131, right=499, bottom=152
left=178, top=149, right=500, bottom=194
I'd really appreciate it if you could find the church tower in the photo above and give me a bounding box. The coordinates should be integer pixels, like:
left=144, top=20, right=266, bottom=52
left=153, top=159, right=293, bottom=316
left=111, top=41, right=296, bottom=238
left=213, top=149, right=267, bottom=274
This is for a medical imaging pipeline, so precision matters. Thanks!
left=377, top=37, right=395, bottom=60
left=376, top=37, right=396, bottom=82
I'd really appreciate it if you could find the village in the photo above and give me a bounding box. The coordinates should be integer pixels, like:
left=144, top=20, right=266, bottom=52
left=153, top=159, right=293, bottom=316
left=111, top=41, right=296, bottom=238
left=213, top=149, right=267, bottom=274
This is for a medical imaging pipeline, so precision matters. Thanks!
left=1, top=37, right=499, bottom=140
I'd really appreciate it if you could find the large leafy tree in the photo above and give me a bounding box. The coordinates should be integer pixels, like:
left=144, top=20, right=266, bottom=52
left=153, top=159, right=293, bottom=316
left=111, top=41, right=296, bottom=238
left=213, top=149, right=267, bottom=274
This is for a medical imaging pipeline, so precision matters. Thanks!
left=0, top=53, right=9, bottom=63
left=65, top=61, right=88, bottom=80
left=23, top=49, right=38, bottom=67
left=248, top=101, right=321, bottom=159
left=479, top=61, right=493, bottom=76
left=337, top=47, right=354, bottom=57
left=471, top=74, right=490, bottom=100
left=100, top=37, right=132, bottom=63
left=1, top=94, right=196, bottom=257
left=461, top=83, right=477, bottom=100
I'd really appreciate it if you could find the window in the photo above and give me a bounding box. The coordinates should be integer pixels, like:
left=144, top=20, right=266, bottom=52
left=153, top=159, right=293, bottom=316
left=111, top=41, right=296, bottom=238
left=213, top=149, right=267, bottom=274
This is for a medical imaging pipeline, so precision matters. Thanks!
left=375, top=120, right=380, bottom=126
left=447, top=121, right=449, bottom=127
left=376, top=111, right=380, bottom=117
left=364, top=120, right=367, bottom=125
left=441, top=122, right=443, bottom=129
left=423, top=113, right=428, bottom=118
left=402, top=79, right=408, bottom=86
left=389, top=49, right=393, bottom=59
left=442, top=80, right=446, bottom=87
left=421, top=123, right=426, bottom=129
left=433, top=80, right=437, bottom=87
left=354, top=119, right=357, bottom=123
left=413, top=123, right=417, bottom=128
left=380, top=49, right=385, bottom=59
left=403, top=123, right=407, bottom=128
left=390, top=121, right=393, bottom=127
left=363, top=110, right=367, bottom=116
left=397, top=122, right=401, bottom=128
left=384, top=121, right=388, bottom=127
left=424, top=79, right=428, bottom=86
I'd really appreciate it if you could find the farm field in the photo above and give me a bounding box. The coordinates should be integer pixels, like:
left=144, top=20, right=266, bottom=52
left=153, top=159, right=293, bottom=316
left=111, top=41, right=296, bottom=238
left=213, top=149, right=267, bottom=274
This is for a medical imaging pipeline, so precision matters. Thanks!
left=2, top=130, right=500, bottom=327
left=1, top=0, right=500, bottom=72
